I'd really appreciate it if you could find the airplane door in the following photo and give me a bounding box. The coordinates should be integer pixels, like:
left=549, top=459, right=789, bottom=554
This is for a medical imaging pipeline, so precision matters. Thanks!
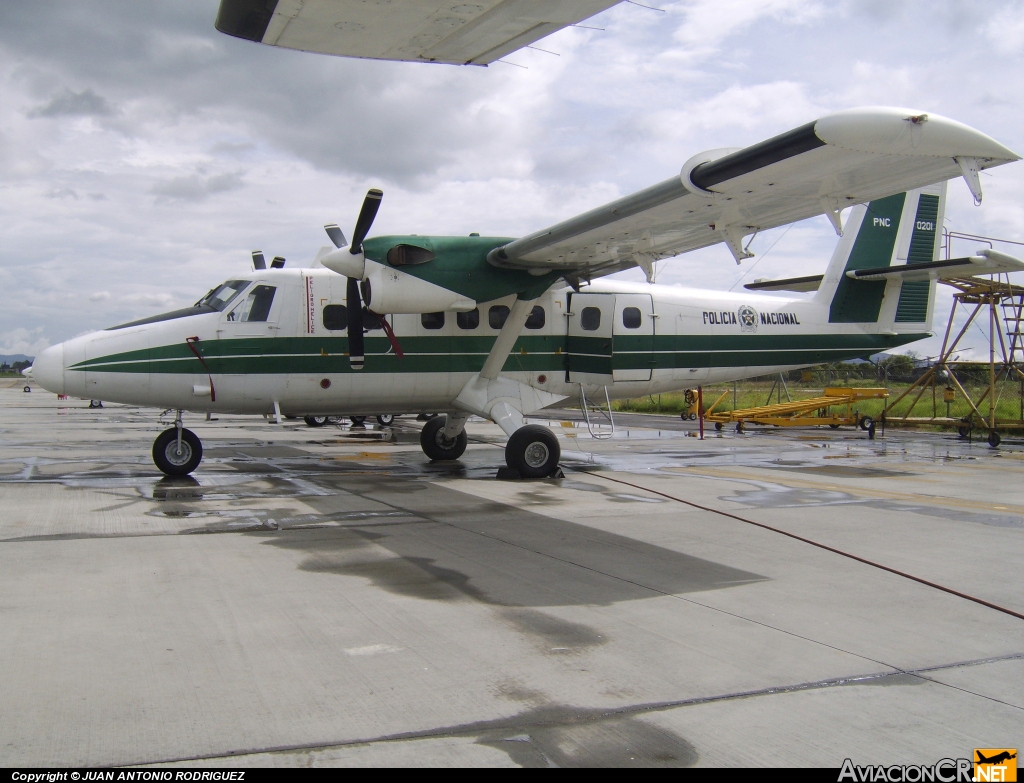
left=566, top=293, right=614, bottom=385
left=218, top=282, right=286, bottom=405
left=612, top=294, right=655, bottom=382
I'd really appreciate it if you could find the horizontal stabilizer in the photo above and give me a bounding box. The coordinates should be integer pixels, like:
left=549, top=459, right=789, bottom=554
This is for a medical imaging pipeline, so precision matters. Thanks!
left=745, top=274, right=823, bottom=293
left=846, top=249, right=1024, bottom=282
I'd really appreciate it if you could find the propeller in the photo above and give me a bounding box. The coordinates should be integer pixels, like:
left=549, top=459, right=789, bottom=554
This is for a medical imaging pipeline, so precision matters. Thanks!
left=323, top=189, right=385, bottom=371
left=252, top=251, right=266, bottom=270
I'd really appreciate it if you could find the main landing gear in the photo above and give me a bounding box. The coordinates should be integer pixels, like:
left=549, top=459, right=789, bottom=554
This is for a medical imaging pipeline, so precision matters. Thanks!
left=420, top=416, right=468, bottom=461
left=418, top=416, right=562, bottom=479
left=153, top=411, right=203, bottom=476
left=505, top=425, right=561, bottom=478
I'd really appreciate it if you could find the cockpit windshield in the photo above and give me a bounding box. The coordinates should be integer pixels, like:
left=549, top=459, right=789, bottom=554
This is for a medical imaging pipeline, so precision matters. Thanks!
left=197, top=280, right=250, bottom=311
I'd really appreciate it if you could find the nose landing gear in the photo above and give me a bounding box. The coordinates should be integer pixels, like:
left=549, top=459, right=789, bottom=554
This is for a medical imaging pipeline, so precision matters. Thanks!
left=152, top=411, right=203, bottom=476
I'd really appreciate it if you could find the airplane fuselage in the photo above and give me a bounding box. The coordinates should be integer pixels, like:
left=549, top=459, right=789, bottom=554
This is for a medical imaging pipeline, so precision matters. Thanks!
left=32, top=268, right=926, bottom=416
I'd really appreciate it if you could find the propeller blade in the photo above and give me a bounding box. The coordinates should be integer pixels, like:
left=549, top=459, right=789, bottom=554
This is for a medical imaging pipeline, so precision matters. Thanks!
left=347, top=277, right=365, bottom=371
left=252, top=251, right=266, bottom=270
left=350, top=188, right=383, bottom=254
left=271, top=256, right=286, bottom=268
left=324, top=224, right=348, bottom=249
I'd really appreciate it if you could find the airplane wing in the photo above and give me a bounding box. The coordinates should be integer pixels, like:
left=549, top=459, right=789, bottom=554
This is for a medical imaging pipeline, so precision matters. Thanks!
left=485, top=107, right=1020, bottom=281
left=215, top=0, right=620, bottom=65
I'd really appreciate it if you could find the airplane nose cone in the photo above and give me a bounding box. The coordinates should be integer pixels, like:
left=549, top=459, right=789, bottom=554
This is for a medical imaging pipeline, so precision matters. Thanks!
left=31, top=343, right=65, bottom=394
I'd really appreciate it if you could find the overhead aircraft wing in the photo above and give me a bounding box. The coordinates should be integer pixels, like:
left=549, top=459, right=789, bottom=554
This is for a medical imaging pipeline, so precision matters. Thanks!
left=847, top=249, right=1024, bottom=282
left=215, top=0, right=620, bottom=65
left=485, top=107, right=1020, bottom=281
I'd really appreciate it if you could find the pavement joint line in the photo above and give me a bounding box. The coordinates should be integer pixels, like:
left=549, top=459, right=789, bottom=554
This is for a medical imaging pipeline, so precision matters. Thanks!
left=582, top=470, right=1024, bottom=623
left=129, top=651, right=1024, bottom=769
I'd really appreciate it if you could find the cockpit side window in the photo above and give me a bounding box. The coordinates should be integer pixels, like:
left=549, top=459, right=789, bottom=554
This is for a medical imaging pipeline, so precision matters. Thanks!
left=198, top=280, right=250, bottom=311
left=228, top=285, right=277, bottom=322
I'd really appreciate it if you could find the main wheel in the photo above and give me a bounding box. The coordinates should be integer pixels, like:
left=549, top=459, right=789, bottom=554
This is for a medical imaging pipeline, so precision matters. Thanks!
left=153, top=428, right=203, bottom=476
left=420, top=416, right=468, bottom=461
left=376, top=414, right=395, bottom=426
left=304, top=415, right=329, bottom=427
left=350, top=415, right=367, bottom=426
left=89, top=400, right=103, bottom=408
left=505, top=425, right=560, bottom=479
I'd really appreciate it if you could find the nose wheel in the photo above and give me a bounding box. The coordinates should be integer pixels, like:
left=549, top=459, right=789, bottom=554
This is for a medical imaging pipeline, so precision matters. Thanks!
left=153, top=427, right=203, bottom=476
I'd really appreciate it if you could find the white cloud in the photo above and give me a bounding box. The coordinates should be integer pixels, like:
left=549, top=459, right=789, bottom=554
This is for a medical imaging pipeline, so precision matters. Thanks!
left=0, top=328, right=50, bottom=357
left=0, top=0, right=1021, bottom=357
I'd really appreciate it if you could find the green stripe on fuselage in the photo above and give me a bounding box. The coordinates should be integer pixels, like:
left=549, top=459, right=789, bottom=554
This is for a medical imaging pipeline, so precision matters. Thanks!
left=71, top=332, right=926, bottom=375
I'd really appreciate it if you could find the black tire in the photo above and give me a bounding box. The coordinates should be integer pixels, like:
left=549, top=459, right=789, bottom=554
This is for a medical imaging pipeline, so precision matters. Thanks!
left=829, top=423, right=841, bottom=429
left=304, top=415, right=328, bottom=427
left=350, top=415, right=367, bottom=426
left=988, top=430, right=1001, bottom=448
left=284, top=415, right=298, bottom=420
left=420, top=416, right=468, bottom=461
left=735, top=422, right=744, bottom=433
left=859, top=416, right=874, bottom=431
left=152, top=428, right=203, bottom=476
left=505, top=425, right=560, bottom=478
left=23, top=386, right=31, bottom=393
left=680, top=411, right=688, bottom=421
left=689, top=412, right=697, bottom=421
left=376, top=414, right=395, bottom=426
left=957, top=424, right=972, bottom=438
left=89, top=400, right=103, bottom=408
left=714, top=422, right=724, bottom=431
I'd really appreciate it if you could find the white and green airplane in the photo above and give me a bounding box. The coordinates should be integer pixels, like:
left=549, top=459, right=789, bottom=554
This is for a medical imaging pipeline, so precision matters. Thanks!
left=28, top=108, right=1022, bottom=477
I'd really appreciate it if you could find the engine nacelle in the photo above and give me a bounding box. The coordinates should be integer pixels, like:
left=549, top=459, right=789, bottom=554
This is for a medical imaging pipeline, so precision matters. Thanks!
left=361, top=262, right=475, bottom=314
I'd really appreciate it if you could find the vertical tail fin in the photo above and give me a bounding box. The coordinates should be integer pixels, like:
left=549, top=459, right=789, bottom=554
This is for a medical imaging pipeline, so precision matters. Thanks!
left=814, top=182, right=946, bottom=331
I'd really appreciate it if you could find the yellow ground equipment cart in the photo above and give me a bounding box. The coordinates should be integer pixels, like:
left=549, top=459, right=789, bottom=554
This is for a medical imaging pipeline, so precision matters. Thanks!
left=704, top=387, right=889, bottom=432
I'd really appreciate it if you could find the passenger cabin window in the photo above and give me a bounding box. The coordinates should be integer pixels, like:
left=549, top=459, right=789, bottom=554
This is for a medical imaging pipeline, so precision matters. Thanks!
left=622, top=307, right=642, bottom=329
left=421, top=312, right=445, bottom=330
left=457, top=309, right=479, bottom=329
left=580, top=306, right=601, bottom=331
left=489, top=305, right=510, bottom=329
left=323, top=304, right=347, bottom=331
left=199, top=280, right=249, bottom=311
left=525, top=306, right=545, bottom=330
left=229, top=285, right=276, bottom=322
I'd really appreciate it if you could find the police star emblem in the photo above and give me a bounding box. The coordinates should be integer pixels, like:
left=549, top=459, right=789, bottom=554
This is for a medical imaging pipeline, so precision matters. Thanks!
left=738, top=305, right=758, bottom=333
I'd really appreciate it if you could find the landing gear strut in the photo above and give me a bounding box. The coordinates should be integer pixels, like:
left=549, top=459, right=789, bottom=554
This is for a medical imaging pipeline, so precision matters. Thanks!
left=152, top=411, right=203, bottom=476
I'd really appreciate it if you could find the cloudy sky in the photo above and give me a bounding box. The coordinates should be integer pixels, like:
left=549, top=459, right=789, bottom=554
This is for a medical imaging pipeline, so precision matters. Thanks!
left=1, top=0, right=1023, bottom=360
